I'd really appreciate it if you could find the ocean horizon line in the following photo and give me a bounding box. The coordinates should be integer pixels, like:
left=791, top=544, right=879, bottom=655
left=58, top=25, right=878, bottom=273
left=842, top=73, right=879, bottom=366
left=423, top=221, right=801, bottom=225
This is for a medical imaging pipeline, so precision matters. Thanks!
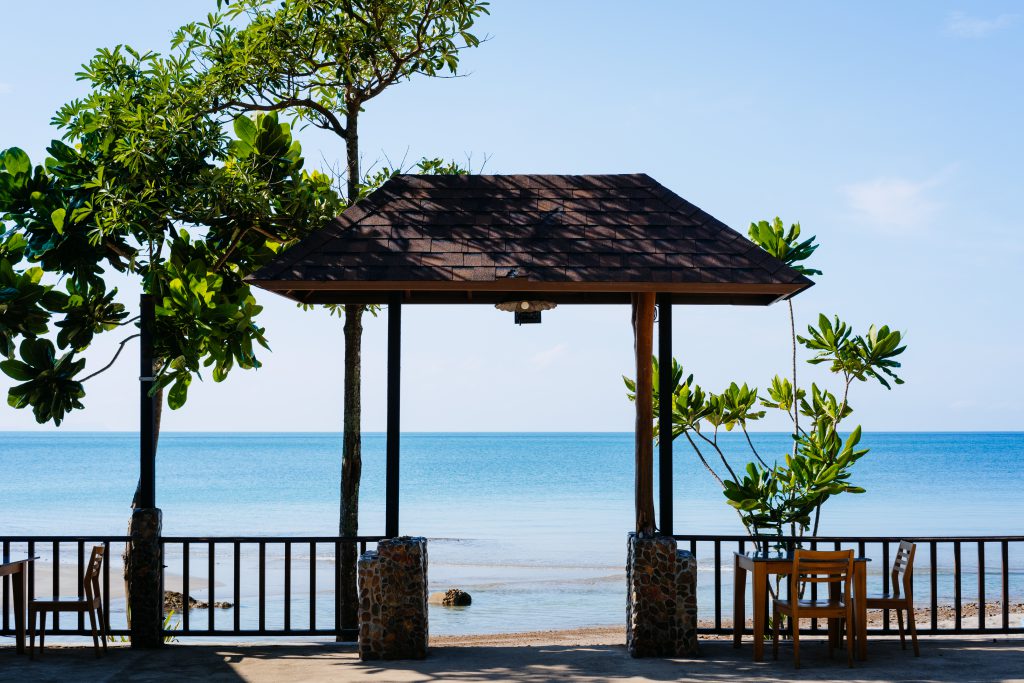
left=1, top=429, right=1022, bottom=435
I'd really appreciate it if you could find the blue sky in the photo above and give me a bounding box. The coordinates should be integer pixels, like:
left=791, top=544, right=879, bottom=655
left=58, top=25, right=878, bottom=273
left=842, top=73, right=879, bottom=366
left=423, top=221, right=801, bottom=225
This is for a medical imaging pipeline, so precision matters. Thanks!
left=1, top=1, right=1021, bottom=432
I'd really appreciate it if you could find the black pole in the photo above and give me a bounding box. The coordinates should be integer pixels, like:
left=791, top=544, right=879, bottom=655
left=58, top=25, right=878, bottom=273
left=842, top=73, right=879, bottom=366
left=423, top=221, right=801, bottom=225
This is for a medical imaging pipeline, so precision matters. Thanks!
left=657, top=293, right=673, bottom=536
left=139, top=293, right=156, bottom=509
left=385, top=294, right=402, bottom=538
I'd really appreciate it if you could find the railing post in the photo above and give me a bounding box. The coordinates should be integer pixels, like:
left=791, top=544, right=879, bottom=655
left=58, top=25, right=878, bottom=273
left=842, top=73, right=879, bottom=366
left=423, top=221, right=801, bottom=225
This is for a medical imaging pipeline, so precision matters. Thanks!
left=1002, top=541, right=1010, bottom=632
left=954, top=541, right=962, bottom=630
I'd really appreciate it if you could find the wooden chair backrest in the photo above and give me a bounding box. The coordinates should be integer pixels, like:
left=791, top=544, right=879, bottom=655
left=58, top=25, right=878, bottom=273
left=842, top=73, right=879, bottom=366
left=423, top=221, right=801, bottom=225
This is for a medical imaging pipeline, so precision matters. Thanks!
left=790, top=549, right=854, bottom=606
left=83, top=545, right=104, bottom=603
left=890, top=540, right=916, bottom=599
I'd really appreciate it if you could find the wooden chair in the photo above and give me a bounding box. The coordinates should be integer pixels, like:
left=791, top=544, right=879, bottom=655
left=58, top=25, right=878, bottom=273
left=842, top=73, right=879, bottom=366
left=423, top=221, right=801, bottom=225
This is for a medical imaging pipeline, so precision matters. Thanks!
left=866, top=540, right=919, bottom=656
left=773, top=549, right=855, bottom=668
left=29, top=545, right=108, bottom=658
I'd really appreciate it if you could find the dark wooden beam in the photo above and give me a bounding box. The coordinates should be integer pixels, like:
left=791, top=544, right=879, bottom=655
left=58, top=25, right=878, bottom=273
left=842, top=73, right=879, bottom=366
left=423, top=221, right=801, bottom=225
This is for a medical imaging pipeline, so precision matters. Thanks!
left=385, top=293, right=402, bottom=538
left=139, top=294, right=156, bottom=509
left=632, top=292, right=656, bottom=536
left=657, top=293, right=673, bottom=536
left=285, top=289, right=787, bottom=307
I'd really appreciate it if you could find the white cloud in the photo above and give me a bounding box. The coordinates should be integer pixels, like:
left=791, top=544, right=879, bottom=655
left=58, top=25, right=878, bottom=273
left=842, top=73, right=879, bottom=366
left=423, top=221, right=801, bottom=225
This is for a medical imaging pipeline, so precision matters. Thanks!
left=945, top=11, right=1017, bottom=38
left=0, top=83, right=12, bottom=95
left=841, top=171, right=951, bottom=232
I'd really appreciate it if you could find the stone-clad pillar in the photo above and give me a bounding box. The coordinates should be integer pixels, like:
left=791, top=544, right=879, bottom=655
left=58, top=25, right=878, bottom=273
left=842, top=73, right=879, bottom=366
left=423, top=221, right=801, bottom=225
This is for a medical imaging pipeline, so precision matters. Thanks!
left=128, top=507, right=163, bottom=649
left=626, top=533, right=699, bottom=658
left=358, top=537, right=428, bottom=660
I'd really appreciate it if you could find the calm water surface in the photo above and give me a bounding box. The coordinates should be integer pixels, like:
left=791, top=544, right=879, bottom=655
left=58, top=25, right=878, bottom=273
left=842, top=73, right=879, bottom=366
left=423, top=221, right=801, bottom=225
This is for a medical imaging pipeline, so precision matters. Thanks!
left=1, top=431, right=1022, bottom=634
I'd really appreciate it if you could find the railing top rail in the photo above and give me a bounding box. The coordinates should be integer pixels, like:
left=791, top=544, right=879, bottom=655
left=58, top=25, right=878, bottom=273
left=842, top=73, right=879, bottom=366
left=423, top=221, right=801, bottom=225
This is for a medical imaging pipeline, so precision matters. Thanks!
left=0, top=536, right=132, bottom=542
left=161, top=535, right=387, bottom=543
left=672, top=534, right=1024, bottom=542
left=0, top=535, right=386, bottom=543
left=4, top=534, right=1020, bottom=542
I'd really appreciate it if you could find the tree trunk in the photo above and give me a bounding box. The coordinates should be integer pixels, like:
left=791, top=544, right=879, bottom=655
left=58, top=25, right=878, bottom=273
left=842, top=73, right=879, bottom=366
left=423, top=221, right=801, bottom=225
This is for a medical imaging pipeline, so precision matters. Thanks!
left=123, top=382, right=163, bottom=624
left=789, top=299, right=798, bottom=450
left=338, top=304, right=363, bottom=635
left=336, top=104, right=364, bottom=639
left=345, top=107, right=360, bottom=203
left=632, top=293, right=657, bottom=537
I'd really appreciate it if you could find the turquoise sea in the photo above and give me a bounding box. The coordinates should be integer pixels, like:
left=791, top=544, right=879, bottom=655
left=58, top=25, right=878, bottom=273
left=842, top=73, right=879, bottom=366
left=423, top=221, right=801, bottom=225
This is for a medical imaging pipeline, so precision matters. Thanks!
left=1, top=431, right=1022, bottom=635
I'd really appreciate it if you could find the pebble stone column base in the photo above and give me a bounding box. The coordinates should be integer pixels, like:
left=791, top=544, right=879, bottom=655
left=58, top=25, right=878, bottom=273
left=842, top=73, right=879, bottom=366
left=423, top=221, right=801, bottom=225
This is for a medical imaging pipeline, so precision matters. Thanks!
left=357, top=537, right=429, bottom=660
left=128, top=507, right=164, bottom=649
left=626, top=532, right=699, bottom=658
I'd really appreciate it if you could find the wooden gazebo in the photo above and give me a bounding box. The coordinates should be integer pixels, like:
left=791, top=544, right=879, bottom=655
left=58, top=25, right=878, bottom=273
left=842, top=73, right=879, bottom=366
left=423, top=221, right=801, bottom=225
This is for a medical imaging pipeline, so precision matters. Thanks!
left=247, top=173, right=812, bottom=537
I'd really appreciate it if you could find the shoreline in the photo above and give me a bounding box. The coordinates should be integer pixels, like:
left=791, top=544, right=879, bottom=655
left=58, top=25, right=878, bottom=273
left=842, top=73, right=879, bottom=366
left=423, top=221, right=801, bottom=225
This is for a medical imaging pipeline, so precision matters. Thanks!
left=431, top=602, right=1024, bottom=646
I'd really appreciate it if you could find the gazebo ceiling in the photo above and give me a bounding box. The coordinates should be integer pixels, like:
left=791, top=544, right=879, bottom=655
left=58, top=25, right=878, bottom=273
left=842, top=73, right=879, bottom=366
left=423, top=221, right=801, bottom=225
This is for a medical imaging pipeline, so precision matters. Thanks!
left=247, top=174, right=814, bottom=305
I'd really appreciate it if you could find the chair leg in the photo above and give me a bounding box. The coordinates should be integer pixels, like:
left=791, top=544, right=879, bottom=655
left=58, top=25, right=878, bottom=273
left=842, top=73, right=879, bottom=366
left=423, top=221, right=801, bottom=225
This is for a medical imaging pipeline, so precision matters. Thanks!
left=772, top=603, right=780, bottom=660
left=906, top=603, right=920, bottom=656
left=28, top=608, right=36, bottom=660
left=88, top=606, right=101, bottom=657
left=827, top=617, right=834, bottom=659
left=38, top=611, right=46, bottom=657
left=897, top=607, right=906, bottom=649
left=792, top=616, right=800, bottom=669
left=97, top=602, right=108, bottom=652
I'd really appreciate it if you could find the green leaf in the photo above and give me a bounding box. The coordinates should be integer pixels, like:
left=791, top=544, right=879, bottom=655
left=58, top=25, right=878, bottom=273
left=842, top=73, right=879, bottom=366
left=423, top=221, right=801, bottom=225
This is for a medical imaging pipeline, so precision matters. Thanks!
left=0, top=359, right=34, bottom=381
left=167, top=377, right=190, bottom=410
left=51, top=208, right=66, bottom=234
left=2, top=147, right=31, bottom=175
left=233, top=115, right=257, bottom=145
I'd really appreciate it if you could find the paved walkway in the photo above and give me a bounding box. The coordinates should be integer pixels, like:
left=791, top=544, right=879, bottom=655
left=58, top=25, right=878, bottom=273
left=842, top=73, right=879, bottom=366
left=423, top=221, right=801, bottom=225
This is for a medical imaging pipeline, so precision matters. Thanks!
left=1, top=636, right=1022, bottom=682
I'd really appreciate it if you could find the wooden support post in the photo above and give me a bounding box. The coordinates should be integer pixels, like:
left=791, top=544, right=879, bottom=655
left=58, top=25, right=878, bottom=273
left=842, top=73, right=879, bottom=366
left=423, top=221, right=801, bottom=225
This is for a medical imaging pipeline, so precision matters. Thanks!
left=632, top=292, right=656, bottom=536
left=657, top=293, right=673, bottom=536
left=385, top=294, right=402, bottom=539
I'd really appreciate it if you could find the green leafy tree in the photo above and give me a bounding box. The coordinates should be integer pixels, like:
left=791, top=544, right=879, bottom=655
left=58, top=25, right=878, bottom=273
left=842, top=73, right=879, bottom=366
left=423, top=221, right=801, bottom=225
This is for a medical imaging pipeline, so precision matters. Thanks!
left=747, top=218, right=821, bottom=446
left=3, top=0, right=484, bottom=636
left=0, top=32, right=344, bottom=616
left=175, top=0, right=489, bottom=632
left=625, top=226, right=907, bottom=540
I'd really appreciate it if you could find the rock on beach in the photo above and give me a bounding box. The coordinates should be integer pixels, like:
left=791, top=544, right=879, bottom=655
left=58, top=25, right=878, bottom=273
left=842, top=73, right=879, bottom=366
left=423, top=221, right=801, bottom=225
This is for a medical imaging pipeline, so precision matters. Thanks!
left=428, top=588, right=472, bottom=607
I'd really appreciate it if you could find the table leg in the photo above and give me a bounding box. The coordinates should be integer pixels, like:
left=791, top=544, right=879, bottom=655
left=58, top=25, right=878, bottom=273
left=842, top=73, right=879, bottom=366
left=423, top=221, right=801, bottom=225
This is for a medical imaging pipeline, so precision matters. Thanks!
left=752, top=563, right=767, bottom=661
left=13, top=566, right=26, bottom=655
left=733, top=557, right=746, bottom=649
left=856, top=562, right=868, bottom=660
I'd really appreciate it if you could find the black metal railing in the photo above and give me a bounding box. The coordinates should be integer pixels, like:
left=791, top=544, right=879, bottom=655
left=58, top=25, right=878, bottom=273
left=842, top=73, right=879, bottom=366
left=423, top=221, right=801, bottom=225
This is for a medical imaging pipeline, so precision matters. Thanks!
left=1, top=535, right=382, bottom=640
left=4, top=533, right=1022, bottom=640
left=673, top=534, right=1024, bottom=636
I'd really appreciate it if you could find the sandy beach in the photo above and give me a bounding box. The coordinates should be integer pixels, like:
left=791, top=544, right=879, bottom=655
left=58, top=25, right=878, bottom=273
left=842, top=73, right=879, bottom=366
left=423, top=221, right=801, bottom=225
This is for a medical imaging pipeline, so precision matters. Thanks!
left=431, top=602, right=1024, bottom=648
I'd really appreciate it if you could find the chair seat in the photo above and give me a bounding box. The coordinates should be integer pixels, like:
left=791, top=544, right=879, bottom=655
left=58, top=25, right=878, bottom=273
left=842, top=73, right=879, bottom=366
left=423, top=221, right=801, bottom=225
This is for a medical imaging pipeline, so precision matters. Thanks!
left=30, top=598, right=96, bottom=610
left=775, top=598, right=849, bottom=612
left=866, top=593, right=911, bottom=608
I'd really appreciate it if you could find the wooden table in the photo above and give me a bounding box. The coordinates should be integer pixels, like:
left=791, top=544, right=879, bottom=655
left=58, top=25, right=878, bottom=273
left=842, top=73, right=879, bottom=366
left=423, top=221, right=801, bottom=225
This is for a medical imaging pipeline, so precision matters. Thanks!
left=732, top=551, right=869, bottom=662
left=0, top=553, right=35, bottom=655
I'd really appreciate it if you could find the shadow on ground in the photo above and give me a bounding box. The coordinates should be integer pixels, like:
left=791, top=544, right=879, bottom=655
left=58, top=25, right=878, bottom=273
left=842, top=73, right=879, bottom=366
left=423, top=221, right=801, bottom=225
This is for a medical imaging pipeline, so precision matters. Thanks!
left=1, top=636, right=1022, bottom=682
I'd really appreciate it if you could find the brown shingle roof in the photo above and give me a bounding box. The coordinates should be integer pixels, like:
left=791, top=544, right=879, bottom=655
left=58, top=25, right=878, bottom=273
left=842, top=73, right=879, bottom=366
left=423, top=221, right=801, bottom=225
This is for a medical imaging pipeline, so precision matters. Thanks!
left=248, top=174, right=813, bottom=305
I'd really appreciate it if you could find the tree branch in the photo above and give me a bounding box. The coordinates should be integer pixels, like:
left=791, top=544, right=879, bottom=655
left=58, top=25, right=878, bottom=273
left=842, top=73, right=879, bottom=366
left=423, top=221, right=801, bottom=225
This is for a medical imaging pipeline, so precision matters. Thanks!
left=211, top=97, right=347, bottom=138
left=683, top=432, right=725, bottom=488
left=695, top=430, right=740, bottom=482
left=741, top=424, right=770, bottom=468
left=80, top=334, right=140, bottom=383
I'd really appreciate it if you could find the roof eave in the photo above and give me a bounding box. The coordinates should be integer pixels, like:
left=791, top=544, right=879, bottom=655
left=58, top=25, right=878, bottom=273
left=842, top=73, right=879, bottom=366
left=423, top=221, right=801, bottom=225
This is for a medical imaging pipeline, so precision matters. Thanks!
left=246, top=277, right=812, bottom=307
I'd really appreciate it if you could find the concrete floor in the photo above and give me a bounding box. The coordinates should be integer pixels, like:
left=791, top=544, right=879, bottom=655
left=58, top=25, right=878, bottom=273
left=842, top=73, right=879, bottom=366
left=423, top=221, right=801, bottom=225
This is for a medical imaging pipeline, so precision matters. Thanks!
left=1, top=636, right=1022, bottom=682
